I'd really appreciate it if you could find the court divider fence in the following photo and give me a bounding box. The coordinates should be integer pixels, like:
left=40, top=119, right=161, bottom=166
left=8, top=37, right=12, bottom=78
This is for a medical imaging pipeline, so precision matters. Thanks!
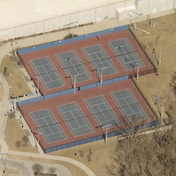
left=44, top=120, right=159, bottom=153
left=17, top=25, right=128, bottom=55
left=17, top=75, right=129, bottom=107
left=80, top=75, right=128, bottom=91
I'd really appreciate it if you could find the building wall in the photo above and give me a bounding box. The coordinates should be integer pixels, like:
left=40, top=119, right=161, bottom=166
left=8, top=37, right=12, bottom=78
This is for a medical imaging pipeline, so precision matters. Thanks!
left=137, top=0, right=175, bottom=15
left=0, top=0, right=175, bottom=42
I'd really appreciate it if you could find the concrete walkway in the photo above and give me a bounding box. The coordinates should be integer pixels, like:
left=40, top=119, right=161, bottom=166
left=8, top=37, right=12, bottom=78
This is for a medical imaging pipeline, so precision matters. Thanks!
left=8, top=150, right=96, bottom=176
left=0, top=157, right=72, bottom=176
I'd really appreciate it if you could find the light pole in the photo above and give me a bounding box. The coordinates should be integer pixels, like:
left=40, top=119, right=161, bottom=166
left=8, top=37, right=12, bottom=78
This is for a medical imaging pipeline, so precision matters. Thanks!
left=73, top=73, right=81, bottom=94
left=36, top=75, right=40, bottom=91
left=158, top=47, right=162, bottom=67
left=35, top=74, right=40, bottom=95
left=31, top=131, right=38, bottom=150
left=97, top=67, right=110, bottom=87
left=102, top=124, right=112, bottom=144
left=73, top=74, right=77, bottom=94
left=0, top=153, right=8, bottom=173
left=33, top=130, right=42, bottom=151
left=99, top=68, right=103, bottom=87
left=136, top=62, right=140, bottom=82
left=37, top=131, right=42, bottom=150
left=11, top=41, right=15, bottom=56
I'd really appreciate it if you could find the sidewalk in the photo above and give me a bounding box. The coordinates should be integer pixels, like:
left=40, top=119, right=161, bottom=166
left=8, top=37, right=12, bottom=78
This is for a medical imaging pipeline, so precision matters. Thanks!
left=8, top=150, right=95, bottom=176
left=0, top=157, right=72, bottom=176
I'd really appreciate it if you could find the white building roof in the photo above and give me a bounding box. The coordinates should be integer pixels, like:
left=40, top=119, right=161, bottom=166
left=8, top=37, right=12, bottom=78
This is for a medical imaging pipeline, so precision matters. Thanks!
left=0, top=0, right=122, bottom=29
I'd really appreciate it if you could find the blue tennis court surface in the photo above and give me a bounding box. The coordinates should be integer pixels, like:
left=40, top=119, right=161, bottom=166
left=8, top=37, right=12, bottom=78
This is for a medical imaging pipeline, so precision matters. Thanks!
left=57, top=102, right=94, bottom=136
left=82, top=45, right=118, bottom=76
left=56, top=51, right=91, bottom=83
left=110, top=89, right=147, bottom=122
left=84, top=96, right=120, bottom=128
left=108, top=38, right=144, bottom=70
left=30, top=109, right=67, bottom=143
left=30, top=57, right=65, bottom=90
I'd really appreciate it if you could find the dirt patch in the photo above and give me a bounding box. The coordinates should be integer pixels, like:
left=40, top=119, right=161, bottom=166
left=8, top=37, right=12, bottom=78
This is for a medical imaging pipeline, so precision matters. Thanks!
left=131, top=13, right=176, bottom=122
left=5, top=116, right=37, bottom=153
left=50, top=137, right=117, bottom=176
left=0, top=55, right=31, bottom=98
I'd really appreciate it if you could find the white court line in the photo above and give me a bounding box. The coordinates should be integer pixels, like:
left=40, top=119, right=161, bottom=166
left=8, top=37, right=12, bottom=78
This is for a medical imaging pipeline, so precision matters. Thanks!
left=44, top=58, right=64, bottom=82
left=58, top=50, right=91, bottom=81
left=110, top=89, right=147, bottom=120
left=90, top=52, right=110, bottom=68
left=97, top=98, right=117, bottom=122
left=125, top=89, right=146, bottom=116
left=113, top=45, right=129, bottom=70
left=124, top=96, right=140, bottom=114
left=111, top=91, right=134, bottom=109
left=69, top=109, right=92, bottom=130
left=58, top=102, right=94, bottom=137
left=72, top=52, right=91, bottom=80
left=85, top=96, right=119, bottom=126
left=124, top=38, right=145, bottom=67
left=108, top=38, right=145, bottom=70
left=85, top=45, right=116, bottom=73
left=108, top=42, right=128, bottom=70
left=36, top=109, right=67, bottom=143
left=30, top=57, right=65, bottom=90
left=71, top=104, right=93, bottom=134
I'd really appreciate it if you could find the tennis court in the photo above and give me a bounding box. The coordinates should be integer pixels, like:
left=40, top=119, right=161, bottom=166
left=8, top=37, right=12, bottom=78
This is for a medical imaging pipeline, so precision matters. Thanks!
left=17, top=27, right=156, bottom=152
left=30, top=57, right=65, bottom=90
left=30, top=109, right=67, bottom=143
left=84, top=95, right=120, bottom=128
left=110, top=89, right=147, bottom=123
left=82, top=44, right=118, bottom=76
left=108, top=38, right=144, bottom=70
left=56, top=51, right=91, bottom=83
left=18, top=78, right=155, bottom=152
left=19, top=28, right=155, bottom=95
left=57, top=102, right=94, bottom=136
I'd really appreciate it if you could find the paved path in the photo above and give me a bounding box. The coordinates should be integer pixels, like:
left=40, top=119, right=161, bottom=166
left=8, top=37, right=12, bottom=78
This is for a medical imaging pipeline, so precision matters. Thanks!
left=8, top=150, right=96, bottom=176
left=0, top=157, right=72, bottom=176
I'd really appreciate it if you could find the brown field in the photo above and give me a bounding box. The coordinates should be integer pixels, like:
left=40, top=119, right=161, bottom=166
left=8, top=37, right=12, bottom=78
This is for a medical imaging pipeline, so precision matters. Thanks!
left=0, top=55, right=31, bottom=98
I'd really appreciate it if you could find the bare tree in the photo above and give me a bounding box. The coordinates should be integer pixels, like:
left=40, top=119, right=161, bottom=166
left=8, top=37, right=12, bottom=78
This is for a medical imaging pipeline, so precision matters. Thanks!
left=15, top=140, right=22, bottom=148
left=32, top=163, right=44, bottom=175
left=107, top=124, right=176, bottom=176
left=22, top=135, right=29, bottom=144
